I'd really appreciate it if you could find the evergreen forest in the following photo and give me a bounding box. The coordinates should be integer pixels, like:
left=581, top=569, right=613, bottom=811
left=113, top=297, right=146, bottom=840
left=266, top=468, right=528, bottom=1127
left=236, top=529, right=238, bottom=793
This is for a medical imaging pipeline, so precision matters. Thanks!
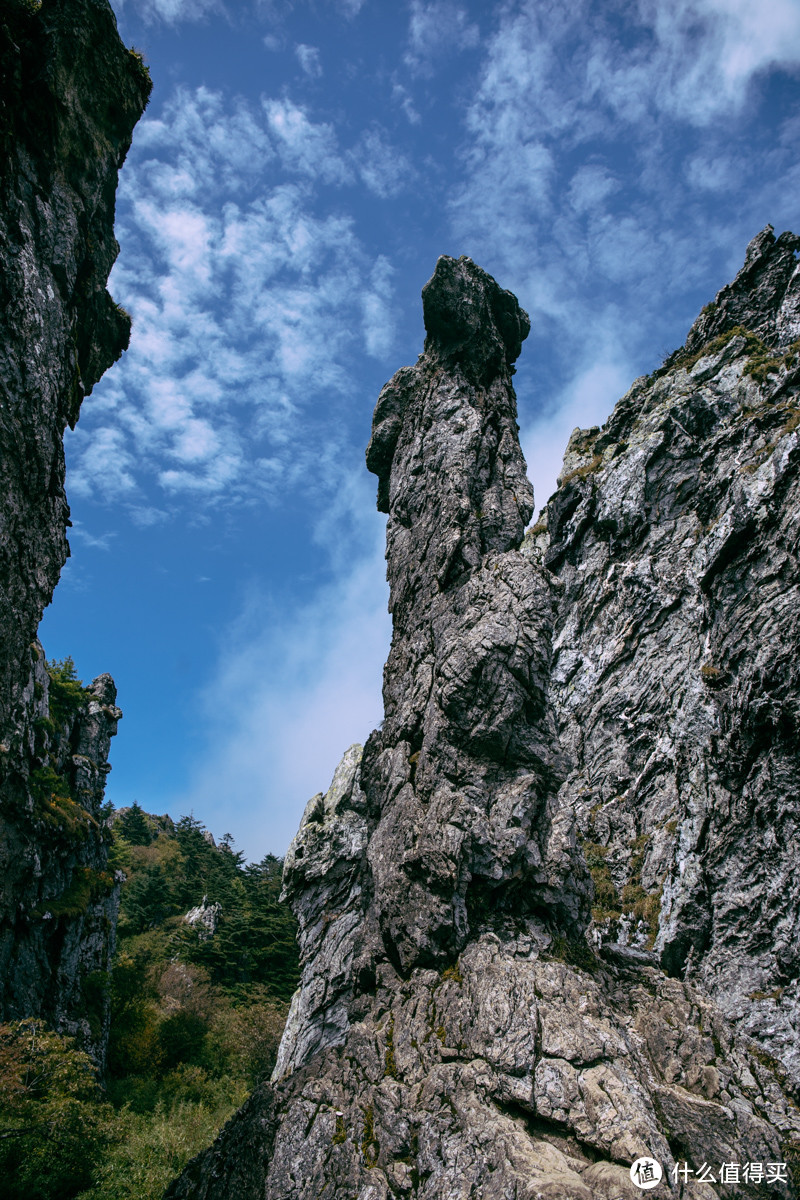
left=0, top=803, right=300, bottom=1200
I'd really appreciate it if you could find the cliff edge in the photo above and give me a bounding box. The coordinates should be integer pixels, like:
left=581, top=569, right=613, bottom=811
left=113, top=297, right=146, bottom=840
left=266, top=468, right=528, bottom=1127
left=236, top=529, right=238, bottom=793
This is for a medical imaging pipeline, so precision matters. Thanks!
left=166, top=233, right=800, bottom=1198
left=0, top=0, right=150, bottom=1063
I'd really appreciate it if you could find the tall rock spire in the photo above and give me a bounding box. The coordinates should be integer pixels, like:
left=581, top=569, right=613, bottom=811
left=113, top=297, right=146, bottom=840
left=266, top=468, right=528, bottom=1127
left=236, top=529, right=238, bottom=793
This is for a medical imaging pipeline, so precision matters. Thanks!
left=362, top=254, right=589, bottom=976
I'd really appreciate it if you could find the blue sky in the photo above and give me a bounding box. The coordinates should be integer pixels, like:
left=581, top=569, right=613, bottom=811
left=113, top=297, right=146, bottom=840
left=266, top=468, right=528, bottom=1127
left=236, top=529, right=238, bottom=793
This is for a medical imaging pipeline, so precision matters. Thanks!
left=40, top=0, right=800, bottom=859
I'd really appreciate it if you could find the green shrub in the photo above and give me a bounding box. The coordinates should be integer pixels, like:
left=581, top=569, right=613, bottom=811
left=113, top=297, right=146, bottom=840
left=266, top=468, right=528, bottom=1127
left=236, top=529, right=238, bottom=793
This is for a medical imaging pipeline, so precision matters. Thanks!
left=0, top=1019, right=113, bottom=1200
left=157, top=1010, right=207, bottom=1072
left=46, top=657, right=91, bottom=726
left=207, top=988, right=287, bottom=1086
left=78, top=1095, right=243, bottom=1200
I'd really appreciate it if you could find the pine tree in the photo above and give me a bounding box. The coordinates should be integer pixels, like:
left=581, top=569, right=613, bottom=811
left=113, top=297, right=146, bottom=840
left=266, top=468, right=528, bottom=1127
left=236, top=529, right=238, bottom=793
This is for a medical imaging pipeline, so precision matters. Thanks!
left=118, top=801, right=152, bottom=846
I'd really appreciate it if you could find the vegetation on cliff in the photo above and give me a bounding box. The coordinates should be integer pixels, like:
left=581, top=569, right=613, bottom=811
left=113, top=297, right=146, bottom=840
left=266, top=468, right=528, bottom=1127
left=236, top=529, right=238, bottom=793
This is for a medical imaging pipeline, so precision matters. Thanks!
left=0, top=808, right=299, bottom=1200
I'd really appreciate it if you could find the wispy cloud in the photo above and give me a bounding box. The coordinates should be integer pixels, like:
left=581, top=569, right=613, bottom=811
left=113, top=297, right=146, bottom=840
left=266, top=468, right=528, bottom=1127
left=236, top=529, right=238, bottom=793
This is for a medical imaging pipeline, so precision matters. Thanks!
left=404, top=0, right=479, bottom=75
left=295, top=43, right=323, bottom=78
left=68, top=522, right=118, bottom=552
left=116, top=0, right=222, bottom=25
left=391, top=81, right=421, bottom=124
left=521, top=360, right=635, bottom=514
left=71, top=86, right=396, bottom=511
left=446, top=0, right=800, bottom=495
left=352, top=126, right=413, bottom=198
left=642, top=0, right=800, bottom=123
left=263, top=98, right=351, bottom=182
left=179, top=510, right=390, bottom=857
left=336, top=0, right=368, bottom=16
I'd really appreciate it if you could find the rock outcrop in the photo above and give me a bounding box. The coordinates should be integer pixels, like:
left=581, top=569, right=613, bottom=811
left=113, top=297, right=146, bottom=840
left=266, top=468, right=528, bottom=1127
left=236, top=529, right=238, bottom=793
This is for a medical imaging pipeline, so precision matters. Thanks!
left=537, top=224, right=800, bottom=1089
left=167, top=234, right=800, bottom=1198
left=0, top=0, right=150, bottom=1063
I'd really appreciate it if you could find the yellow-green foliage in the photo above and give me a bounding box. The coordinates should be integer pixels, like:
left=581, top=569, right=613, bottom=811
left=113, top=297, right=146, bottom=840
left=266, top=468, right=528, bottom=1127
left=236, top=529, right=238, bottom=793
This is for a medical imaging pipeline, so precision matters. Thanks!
left=620, top=835, right=662, bottom=947
left=743, top=337, right=800, bottom=383
left=332, top=1113, right=347, bottom=1145
left=782, top=405, right=800, bottom=437
left=677, top=325, right=800, bottom=384
left=128, top=48, right=153, bottom=97
left=361, top=1103, right=379, bottom=1167
left=440, top=964, right=463, bottom=984
left=0, top=1019, right=113, bottom=1200
left=548, top=934, right=598, bottom=972
left=37, top=866, right=114, bottom=919
left=207, top=987, right=287, bottom=1087
left=783, top=1140, right=800, bottom=1190
left=582, top=841, right=621, bottom=921
left=33, top=776, right=97, bottom=841
left=384, top=1013, right=398, bottom=1078
left=560, top=454, right=603, bottom=486
left=679, top=325, right=765, bottom=373
left=78, top=1091, right=244, bottom=1200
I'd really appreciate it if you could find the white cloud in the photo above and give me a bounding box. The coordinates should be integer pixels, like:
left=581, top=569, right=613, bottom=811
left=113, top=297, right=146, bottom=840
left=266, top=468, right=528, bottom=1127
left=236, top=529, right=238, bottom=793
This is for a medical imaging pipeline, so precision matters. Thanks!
left=391, top=81, right=421, bottom=124
left=642, top=0, right=800, bottom=121
left=73, top=86, right=396, bottom=509
left=521, top=360, right=634, bottom=514
left=178, top=522, right=390, bottom=858
left=263, top=98, right=351, bottom=183
left=443, top=0, right=800, bottom=455
left=128, top=505, right=169, bottom=527
left=353, top=126, right=412, bottom=198
left=684, top=153, right=737, bottom=191
left=68, top=522, right=117, bottom=552
left=567, top=165, right=619, bottom=215
left=295, top=43, right=323, bottom=77
left=69, top=426, right=137, bottom=499
left=404, top=0, right=479, bottom=74
left=362, top=256, right=396, bottom=358
left=117, top=0, right=222, bottom=25
left=336, top=0, right=368, bottom=15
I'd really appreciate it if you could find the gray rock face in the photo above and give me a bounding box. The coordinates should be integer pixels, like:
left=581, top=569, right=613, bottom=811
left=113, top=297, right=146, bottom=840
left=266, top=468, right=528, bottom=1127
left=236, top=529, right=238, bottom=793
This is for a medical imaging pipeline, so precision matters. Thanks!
left=538, top=224, right=800, bottom=1084
left=166, top=240, right=800, bottom=1199
left=185, top=896, right=223, bottom=941
left=0, top=0, right=149, bottom=1063
left=362, top=254, right=590, bottom=977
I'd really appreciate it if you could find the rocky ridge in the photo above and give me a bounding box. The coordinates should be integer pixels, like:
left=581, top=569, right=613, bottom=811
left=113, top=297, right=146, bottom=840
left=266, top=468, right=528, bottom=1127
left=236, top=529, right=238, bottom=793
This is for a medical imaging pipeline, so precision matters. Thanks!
left=0, top=0, right=149, bottom=1062
left=167, top=235, right=800, bottom=1198
left=536, top=225, right=800, bottom=1088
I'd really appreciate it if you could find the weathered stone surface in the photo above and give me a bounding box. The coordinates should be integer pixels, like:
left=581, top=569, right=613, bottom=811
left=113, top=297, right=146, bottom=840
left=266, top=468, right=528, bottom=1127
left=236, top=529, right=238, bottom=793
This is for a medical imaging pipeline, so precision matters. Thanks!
left=185, top=896, right=223, bottom=941
left=166, top=241, right=800, bottom=1198
left=536, top=224, right=800, bottom=1084
left=0, top=0, right=149, bottom=1063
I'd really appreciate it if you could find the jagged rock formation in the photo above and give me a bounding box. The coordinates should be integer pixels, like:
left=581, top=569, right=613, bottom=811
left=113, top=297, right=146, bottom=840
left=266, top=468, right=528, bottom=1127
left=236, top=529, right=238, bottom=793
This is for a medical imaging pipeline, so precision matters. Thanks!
left=167, top=237, right=800, bottom=1198
left=0, top=655, right=122, bottom=1063
left=0, top=0, right=150, bottom=1062
left=185, top=896, right=223, bottom=941
left=536, top=225, right=800, bottom=1088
